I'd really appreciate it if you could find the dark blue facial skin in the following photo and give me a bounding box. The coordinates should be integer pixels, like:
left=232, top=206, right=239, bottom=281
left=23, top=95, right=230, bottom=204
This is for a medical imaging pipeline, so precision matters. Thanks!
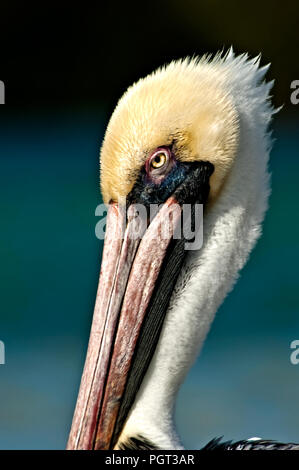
left=142, top=161, right=193, bottom=204
left=127, top=159, right=214, bottom=207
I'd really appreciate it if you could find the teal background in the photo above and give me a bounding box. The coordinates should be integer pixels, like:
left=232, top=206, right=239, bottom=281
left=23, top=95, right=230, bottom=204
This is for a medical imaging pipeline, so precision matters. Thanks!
left=0, top=110, right=299, bottom=449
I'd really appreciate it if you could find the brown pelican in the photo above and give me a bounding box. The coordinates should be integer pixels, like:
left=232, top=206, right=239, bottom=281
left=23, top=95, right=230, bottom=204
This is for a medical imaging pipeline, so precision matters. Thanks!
left=67, top=49, right=299, bottom=450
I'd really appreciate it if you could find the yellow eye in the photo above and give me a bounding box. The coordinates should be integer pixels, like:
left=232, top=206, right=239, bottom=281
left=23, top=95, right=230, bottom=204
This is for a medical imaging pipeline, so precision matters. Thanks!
left=151, top=152, right=167, bottom=169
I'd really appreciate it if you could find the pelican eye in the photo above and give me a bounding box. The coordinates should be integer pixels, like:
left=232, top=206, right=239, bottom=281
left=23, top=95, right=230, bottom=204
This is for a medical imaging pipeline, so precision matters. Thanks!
left=151, top=151, right=167, bottom=169
left=146, top=147, right=173, bottom=181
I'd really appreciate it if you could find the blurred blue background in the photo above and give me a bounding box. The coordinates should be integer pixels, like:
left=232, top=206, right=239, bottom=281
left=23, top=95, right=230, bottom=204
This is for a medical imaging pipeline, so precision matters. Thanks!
left=1, top=0, right=299, bottom=450
left=0, top=110, right=299, bottom=449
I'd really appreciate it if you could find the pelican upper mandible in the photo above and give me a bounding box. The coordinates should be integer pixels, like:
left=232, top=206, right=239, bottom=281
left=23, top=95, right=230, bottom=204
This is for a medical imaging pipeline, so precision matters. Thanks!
left=67, top=49, right=299, bottom=451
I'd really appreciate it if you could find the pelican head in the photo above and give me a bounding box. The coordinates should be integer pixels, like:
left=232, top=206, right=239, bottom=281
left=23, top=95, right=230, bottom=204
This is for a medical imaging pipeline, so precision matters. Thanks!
left=67, top=50, right=274, bottom=450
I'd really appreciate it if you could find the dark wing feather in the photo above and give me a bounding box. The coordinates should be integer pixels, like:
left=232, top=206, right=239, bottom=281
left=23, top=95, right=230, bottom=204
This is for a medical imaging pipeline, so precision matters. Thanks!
left=202, top=437, right=299, bottom=450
